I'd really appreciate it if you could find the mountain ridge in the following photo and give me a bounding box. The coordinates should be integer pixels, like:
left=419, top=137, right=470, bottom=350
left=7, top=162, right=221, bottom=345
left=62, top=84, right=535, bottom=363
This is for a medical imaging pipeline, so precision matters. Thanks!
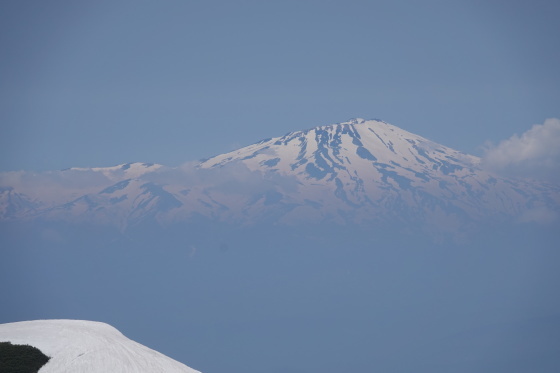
left=1, top=118, right=558, bottom=238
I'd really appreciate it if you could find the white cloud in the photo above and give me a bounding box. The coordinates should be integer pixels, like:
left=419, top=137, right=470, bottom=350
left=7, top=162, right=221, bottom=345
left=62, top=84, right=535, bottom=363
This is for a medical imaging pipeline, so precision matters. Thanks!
left=143, top=160, right=299, bottom=195
left=482, top=118, right=560, bottom=182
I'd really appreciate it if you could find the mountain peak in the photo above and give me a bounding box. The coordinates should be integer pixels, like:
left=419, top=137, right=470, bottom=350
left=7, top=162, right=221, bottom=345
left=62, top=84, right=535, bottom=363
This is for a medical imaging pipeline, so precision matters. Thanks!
left=200, top=117, right=478, bottom=173
left=1, top=118, right=558, bottom=235
left=343, top=117, right=367, bottom=125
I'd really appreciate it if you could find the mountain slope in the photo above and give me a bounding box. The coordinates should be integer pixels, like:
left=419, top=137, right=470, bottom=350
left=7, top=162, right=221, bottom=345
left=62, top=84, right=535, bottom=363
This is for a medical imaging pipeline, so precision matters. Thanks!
left=197, top=118, right=559, bottom=229
left=0, top=320, right=200, bottom=373
left=0, top=119, right=558, bottom=236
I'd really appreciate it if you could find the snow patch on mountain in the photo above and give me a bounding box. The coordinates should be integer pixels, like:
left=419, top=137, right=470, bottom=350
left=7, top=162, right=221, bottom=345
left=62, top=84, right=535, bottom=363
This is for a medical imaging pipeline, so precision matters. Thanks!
left=0, top=320, right=200, bottom=373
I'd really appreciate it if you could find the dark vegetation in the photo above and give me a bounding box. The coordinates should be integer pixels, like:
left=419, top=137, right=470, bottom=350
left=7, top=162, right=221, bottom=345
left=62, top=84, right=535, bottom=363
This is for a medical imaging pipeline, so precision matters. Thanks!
left=0, top=342, right=50, bottom=373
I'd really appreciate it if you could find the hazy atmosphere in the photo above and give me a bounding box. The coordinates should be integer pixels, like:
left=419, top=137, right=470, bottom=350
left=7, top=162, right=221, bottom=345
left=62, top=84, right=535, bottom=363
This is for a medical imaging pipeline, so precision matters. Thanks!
left=1, top=1, right=559, bottom=373
left=1, top=0, right=559, bottom=171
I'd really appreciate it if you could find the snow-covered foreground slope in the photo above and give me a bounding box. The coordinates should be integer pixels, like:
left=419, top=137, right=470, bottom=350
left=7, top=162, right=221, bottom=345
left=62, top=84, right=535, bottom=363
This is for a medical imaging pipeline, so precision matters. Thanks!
left=0, top=320, right=200, bottom=373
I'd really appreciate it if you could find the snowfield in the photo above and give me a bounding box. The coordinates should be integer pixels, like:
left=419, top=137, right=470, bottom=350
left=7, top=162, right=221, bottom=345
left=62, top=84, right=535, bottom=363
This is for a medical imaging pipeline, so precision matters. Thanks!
left=0, top=320, right=201, bottom=373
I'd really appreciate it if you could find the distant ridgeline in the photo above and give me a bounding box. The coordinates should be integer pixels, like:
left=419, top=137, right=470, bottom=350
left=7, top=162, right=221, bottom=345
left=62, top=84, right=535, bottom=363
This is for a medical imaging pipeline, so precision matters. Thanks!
left=1, top=119, right=559, bottom=242
left=0, top=342, right=50, bottom=373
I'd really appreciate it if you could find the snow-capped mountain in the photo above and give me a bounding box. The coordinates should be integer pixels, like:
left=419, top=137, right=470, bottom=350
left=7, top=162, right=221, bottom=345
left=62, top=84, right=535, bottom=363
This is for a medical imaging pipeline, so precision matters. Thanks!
left=1, top=119, right=558, bottom=235
left=0, top=320, right=200, bottom=373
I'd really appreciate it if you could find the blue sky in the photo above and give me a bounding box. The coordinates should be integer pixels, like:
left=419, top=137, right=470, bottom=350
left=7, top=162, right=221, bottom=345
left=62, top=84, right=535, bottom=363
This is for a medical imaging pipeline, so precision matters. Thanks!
left=1, top=0, right=559, bottom=171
